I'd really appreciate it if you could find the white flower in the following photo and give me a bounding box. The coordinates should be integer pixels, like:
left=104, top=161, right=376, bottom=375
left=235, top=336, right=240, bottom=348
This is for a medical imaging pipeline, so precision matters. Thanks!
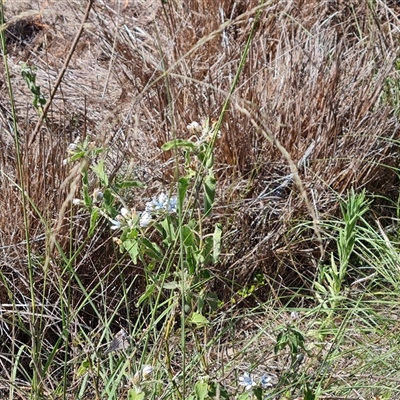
left=72, top=198, right=82, bottom=205
left=187, top=121, right=201, bottom=133
left=142, top=365, right=154, bottom=380
left=120, top=207, right=130, bottom=218
left=67, top=142, right=78, bottom=154
left=132, top=365, right=154, bottom=384
left=133, top=370, right=142, bottom=384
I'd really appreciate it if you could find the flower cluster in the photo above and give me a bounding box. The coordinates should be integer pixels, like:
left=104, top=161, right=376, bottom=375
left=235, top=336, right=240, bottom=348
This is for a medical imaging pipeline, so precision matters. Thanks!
left=129, top=365, right=154, bottom=398
left=132, top=364, right=154, bottom=384
left=111, top=193, right=177, bottom=230
left=140, top=193, right=177, bottom=227
left=239, top=372, right=272, bottom=391
left=187, top=119, right=221, bottom=145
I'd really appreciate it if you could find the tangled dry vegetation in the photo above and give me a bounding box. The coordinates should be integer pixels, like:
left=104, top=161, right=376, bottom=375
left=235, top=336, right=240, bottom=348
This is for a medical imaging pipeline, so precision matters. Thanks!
left=1, top=0, right=400, bottom=345
left=2, top=0, right=400, bottom=398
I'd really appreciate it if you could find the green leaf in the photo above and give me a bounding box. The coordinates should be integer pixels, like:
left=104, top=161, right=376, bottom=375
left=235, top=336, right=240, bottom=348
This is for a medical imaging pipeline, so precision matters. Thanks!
left=207, top=381, right=230, bottom=399
left=139, top=237, right=163, bottom=261
left=88, top=208, right=99, bottom=237
left=203, top=174, right=216, bottom=217
left=91, top=159, right=109, bottom=186
left=136, top=283, right=156, bottom=306
left=178, top=177, right=189, bottom=212
left=123, top=239, right=139, bottom=264
left=189, top=312, right=210, bottom=328
left=274, top=331, right=286, bottom=354
left=162, top=139, right=196, bottom=151
left=195, top=380, right=208, bottom=400
left=163, top=281, right=180, bottom=290
left=182, top=224, right=195, bottom=248
left=76, top=360, right=90, bottom=377
left=158, top=218, right=176, bottom=244
left=204, top=291, right=219, bottom=311
left=303, top=386, right=317, bottom=400
left=253, top=387, right=263, bottom=400
left=128, top=389, right=145, bottom=400
left=213, top=223, right=222, bottom=263
left=203, top=150, right=215, bottom=169
left=69, top=151, right=87, bottom=162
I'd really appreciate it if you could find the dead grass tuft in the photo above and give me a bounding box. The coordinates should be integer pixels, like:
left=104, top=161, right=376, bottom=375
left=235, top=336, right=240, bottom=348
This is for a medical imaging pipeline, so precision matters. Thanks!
left=1, top=1, right=400, bottom=392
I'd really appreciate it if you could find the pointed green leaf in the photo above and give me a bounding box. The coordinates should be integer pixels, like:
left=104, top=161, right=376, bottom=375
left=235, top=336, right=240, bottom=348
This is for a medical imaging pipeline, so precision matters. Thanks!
left=88, top=208, right=99, bottom=237
left=203, top=174, right=216, bottom=217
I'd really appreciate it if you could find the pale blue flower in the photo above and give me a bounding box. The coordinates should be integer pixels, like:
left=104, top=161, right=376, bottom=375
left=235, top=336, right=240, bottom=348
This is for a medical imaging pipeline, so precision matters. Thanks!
left=139, top=211, right=152, bottom=227
left=260, top=374, right=272, bottom=388
left=144, top=201, right=154, bottom=213
left=239, top=373, right=256, bottom=391
left=110, top=219, right=121, bottom=230
left=167, top=196, right=177, bottom=213
left=145, top=193, right=177, bottom=214
left=155, top=193, right=168, bottom=209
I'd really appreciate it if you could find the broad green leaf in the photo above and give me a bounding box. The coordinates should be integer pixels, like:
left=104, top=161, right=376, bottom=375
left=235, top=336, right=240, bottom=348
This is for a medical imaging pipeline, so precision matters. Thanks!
left=69, top=151, right=86, bottom=162
left=136, top=283, right=155, bottom=306
left=163, top=281, right=180, bottom=290
left=189, top=312, right=210, bottom=328
left=182, top=225, right=195, bottom=248
left=162, top=139, right=196, bottom=151
left=253, top=387, right=263, bottom=400
left=195, top=380, right=208, bottom=400
left=128, top=389, right=145, bottom=400
left=303, top=386, right=317, bottom=400
left=91, top=159, right=109, bottom=186
left=208, top=381, right=230, bottom=399
left=139, top=237, right=163, bottom=261
left=123, top=239, right=139, bottom=264
left=158, top=218, right=176, bottom=244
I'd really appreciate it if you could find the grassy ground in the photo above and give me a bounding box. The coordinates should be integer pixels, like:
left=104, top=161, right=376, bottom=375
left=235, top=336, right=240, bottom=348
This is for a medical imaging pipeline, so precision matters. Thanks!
left=1, top=0, right=400, bottom=399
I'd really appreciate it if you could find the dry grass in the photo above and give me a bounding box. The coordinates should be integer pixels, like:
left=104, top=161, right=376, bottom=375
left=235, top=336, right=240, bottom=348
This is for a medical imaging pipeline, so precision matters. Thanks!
left=1, top=0, right=400, bottom=398
left=1, top=0, right=399, bottom=312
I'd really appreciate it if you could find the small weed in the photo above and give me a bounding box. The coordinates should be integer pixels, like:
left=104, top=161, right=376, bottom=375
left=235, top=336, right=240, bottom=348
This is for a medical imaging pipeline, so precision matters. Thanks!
left=20, top=62, right=46, bottom=114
